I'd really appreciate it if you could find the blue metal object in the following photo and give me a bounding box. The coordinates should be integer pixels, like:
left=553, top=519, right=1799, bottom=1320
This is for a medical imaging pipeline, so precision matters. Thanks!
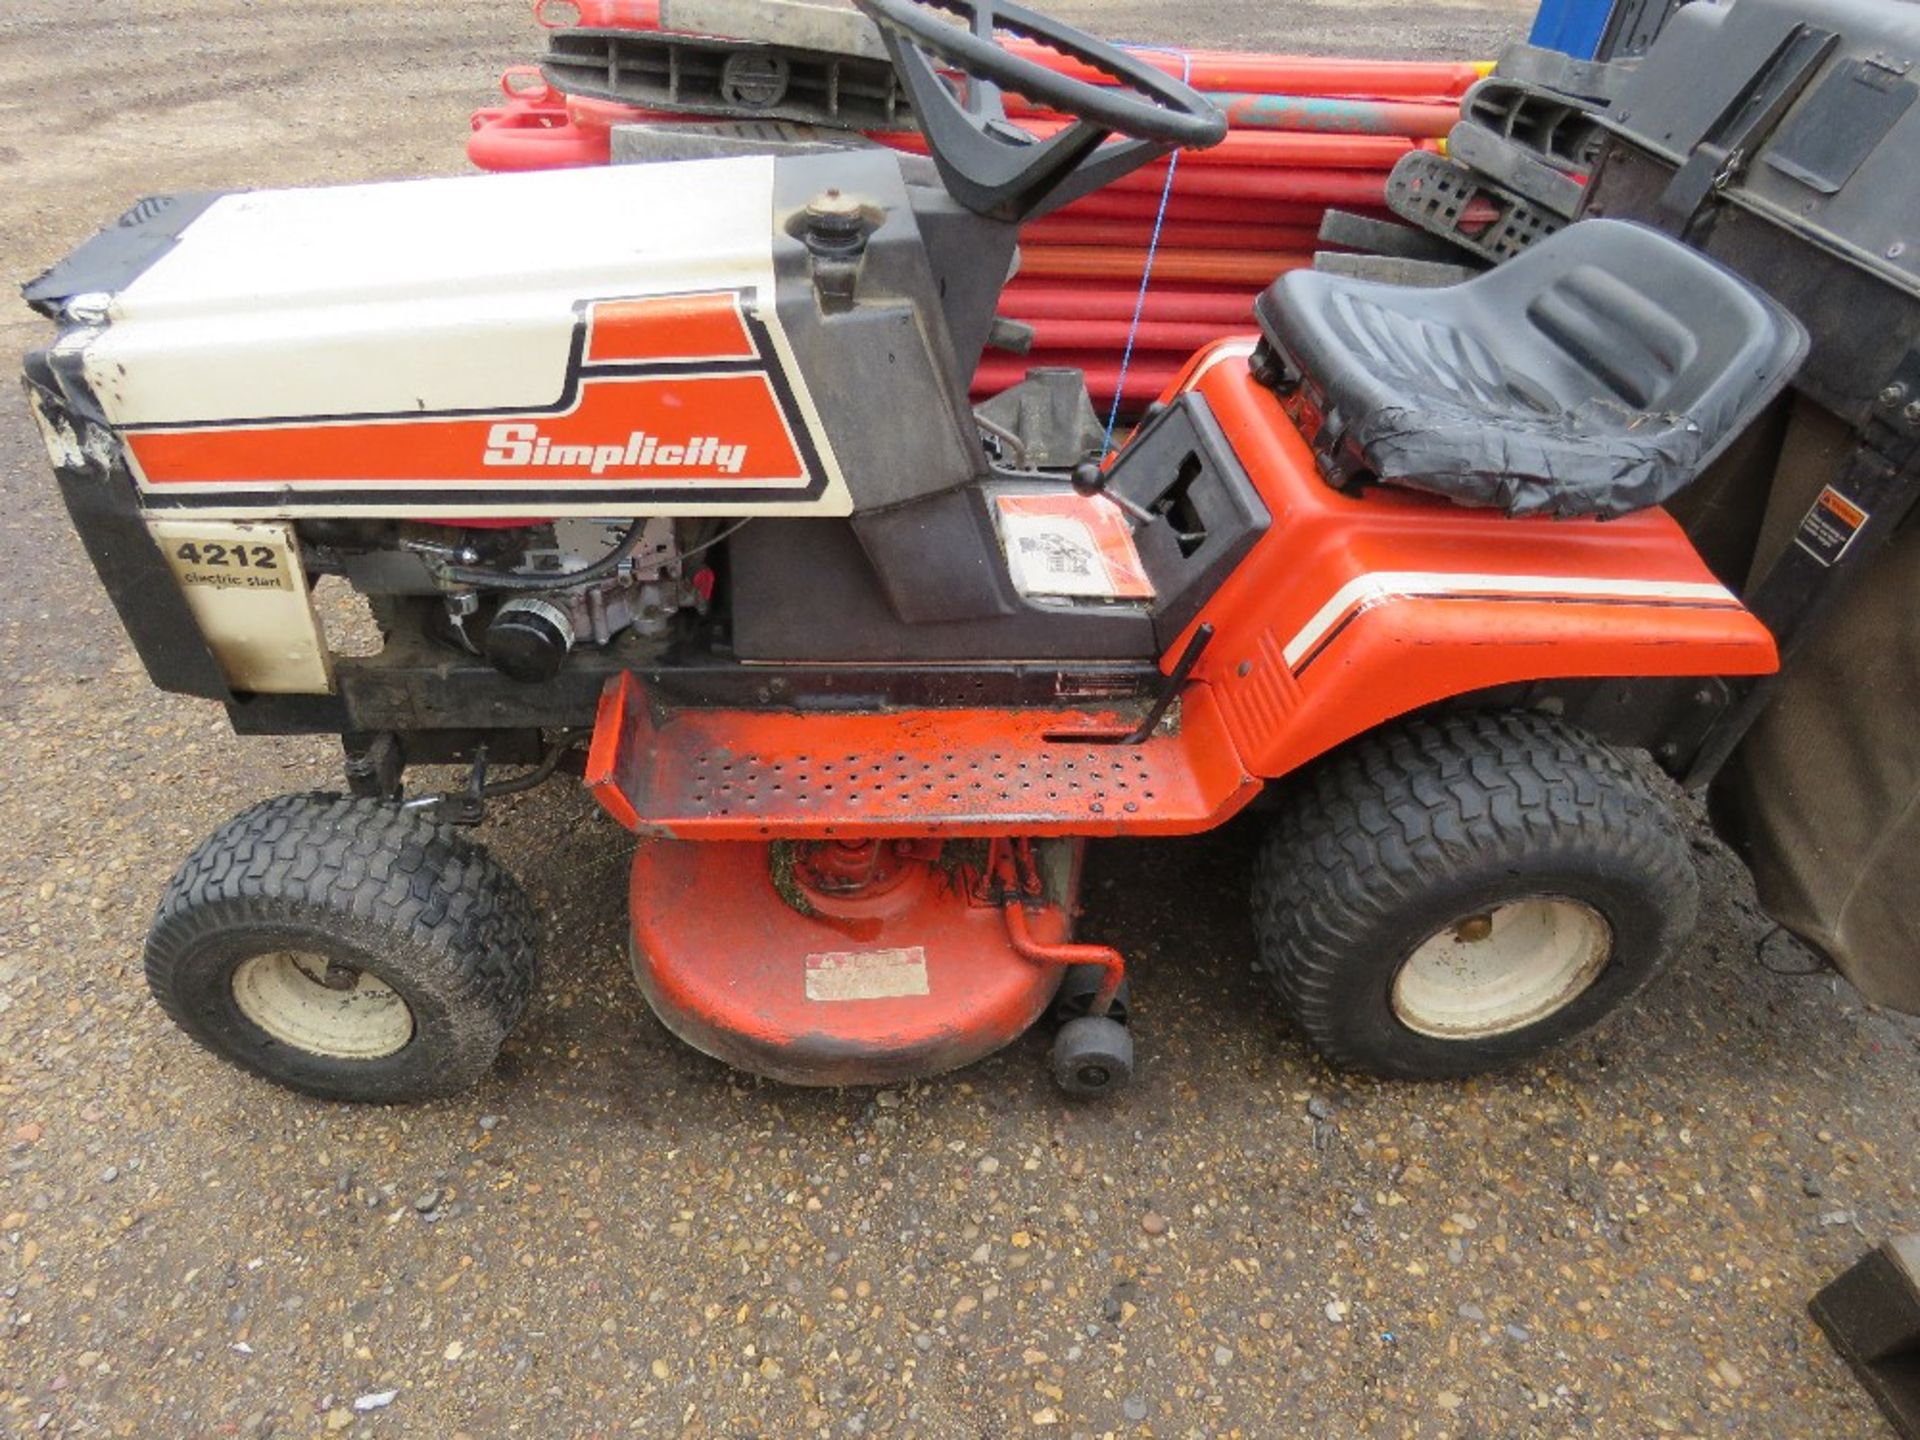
left=1528, top=0, right=1616, bottom=59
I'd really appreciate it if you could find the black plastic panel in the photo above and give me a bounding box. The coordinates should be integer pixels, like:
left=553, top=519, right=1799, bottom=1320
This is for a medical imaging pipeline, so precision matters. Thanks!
left=731, top=396, right=1264, bottom=662
left=1602, top=0, right=1920, bottom=295
left=26, top=373, right=235, bottom=703
left=21, top=192, right=221, bottom=318
left=1765, top=56, right=1916, bottom=194
left=729, top=511, right=1158, bottom=663
left=1103, top=394, right=1270, bottom=647
left=1585, top=140, right=1920, bottom=428
left=543, top=28, right=910, bottom=131
left=768, top=151, right=1013, bottom=513
left=1598, top=0, right=1691, bottom=61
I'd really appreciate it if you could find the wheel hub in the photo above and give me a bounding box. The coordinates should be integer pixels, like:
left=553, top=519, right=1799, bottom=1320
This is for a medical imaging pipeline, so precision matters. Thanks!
left=1391, top=899, right=1613, bottom=1040
left=231, top=951, right=415, bottom=1060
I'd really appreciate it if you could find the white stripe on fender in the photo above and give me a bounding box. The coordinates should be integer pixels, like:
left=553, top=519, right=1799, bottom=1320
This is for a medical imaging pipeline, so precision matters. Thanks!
left=1282, top=572, right=1741, bottom=669
left=1188, top=338, right=1260, bottom=385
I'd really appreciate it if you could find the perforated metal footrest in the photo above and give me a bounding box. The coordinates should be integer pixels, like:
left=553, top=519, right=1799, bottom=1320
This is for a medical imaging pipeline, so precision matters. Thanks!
left=585, top=674, right=1259, bottom=839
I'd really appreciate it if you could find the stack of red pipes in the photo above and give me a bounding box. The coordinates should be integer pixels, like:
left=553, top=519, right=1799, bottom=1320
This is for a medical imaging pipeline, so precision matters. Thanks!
left=469, top=0, right=1480, bottom=412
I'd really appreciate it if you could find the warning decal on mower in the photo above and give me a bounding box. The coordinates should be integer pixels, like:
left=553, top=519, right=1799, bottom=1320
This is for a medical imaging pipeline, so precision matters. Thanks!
left=1793, top=485, right=1870, bottom=568
left=805, top=948, right=932, bottom=1003
left=994, top=493, right=1155, bottom=603
left=119, top=290, right=839, bottom=517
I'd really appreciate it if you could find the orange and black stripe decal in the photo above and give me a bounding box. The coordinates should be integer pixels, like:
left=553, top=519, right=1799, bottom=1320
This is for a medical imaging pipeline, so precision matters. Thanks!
left=585, top=291, right=758, bottom=366
left=125, top=288, right=831, bottom=512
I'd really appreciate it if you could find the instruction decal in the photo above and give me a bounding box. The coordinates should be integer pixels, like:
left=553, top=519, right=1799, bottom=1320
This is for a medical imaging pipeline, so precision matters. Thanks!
left=995, top=493, right=1155, bottom=602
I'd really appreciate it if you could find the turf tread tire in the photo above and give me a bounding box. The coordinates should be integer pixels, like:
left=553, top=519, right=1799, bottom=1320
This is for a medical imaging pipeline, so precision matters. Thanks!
left=145, top=794, right=540, bottom=1102
left=1251, top=710, right=1697, bottom=1080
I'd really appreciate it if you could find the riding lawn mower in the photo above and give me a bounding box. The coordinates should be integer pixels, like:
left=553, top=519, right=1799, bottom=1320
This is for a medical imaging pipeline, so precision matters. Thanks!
left=23, top=0, right=1918, bottom=1104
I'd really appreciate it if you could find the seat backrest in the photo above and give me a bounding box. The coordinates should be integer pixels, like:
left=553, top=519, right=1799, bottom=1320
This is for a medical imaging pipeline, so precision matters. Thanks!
left=1451, top=219, right=1806, bottom=447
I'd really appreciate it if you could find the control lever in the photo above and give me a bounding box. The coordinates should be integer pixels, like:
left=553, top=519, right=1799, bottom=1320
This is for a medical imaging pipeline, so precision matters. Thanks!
left=1070, top=458, right=1156, bottom=528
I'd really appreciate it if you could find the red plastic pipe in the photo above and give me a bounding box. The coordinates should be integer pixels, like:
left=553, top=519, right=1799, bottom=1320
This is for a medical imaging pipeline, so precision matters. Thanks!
left=1214, top=92, right=1460, bottom=137
left=1005, top=91, right=1458, bottom=138
left=1000, top=41, right=1484, bottom=100
left=877, top=135, right=1398, bottom=204
left=467, top=115, right=1392, bottom=211
left=524, top=104, right=1406, bottom=210
left=882, top=122, right=1419, bottom=170
left=1026, top=218, right=1324, bottom=254
left=1098, top=168, right=1393, bottom=206
left=565, top=96, right=717, bottom=129
left=1012, top=317, right=1232, bottom=353
left=560, top=99, right=1432, bottom=169
left=1018, top=245, right=1312, bottom=285
left=1054, top=192, right=1354, bottom=227
left=999, top=284, right=1256, bottom=325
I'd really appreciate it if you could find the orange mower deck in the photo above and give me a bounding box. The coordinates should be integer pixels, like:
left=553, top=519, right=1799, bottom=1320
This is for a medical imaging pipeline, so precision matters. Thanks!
left=627, top=838, right=1104, bottom=1086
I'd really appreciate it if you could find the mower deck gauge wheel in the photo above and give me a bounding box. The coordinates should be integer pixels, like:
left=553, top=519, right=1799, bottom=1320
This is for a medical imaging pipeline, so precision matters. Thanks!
left=1051, top=1014, right=1134, bottom=1096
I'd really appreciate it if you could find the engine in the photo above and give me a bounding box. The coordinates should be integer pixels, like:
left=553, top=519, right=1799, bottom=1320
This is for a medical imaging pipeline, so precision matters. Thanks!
left=303, top=516, right=717, bottom=682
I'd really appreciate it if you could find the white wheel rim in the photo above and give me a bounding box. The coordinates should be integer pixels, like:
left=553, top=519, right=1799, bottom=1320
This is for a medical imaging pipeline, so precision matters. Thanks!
left=231, top=951, right=415, bottom=1060
left=1391, top=899, right=1613, bottom=1040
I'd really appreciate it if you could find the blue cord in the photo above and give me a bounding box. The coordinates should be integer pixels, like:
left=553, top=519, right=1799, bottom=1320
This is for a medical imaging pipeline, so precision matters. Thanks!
left=1101, top=43, right=1194, bottom=457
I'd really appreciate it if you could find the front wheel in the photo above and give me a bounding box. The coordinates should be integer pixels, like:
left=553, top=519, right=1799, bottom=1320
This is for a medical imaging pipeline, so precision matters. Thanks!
left=145, top=794, right=540, bottom=1103
left=1251, top=711, right=1698, bottom=1080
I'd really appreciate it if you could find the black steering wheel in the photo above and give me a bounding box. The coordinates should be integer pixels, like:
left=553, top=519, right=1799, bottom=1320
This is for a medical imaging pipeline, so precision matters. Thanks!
left=853, top=0, right=1227, bottom=221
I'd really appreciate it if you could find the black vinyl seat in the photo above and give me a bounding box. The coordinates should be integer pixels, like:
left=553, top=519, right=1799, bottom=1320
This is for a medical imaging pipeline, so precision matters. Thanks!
left=1253, top=219, right=1808, bottom=519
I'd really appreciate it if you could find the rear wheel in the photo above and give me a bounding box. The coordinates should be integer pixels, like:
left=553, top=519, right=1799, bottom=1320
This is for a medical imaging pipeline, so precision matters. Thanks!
left=1251, top=711, right=1697, bottom=1080
left=146, top=794, right=539, bottom=1103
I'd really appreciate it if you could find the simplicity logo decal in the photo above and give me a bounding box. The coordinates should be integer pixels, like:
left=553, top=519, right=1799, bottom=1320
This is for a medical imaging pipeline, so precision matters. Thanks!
left=483, top=423, right=750, bottom=476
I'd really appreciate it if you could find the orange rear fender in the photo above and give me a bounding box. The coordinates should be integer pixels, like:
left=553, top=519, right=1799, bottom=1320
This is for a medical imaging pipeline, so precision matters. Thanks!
left=1176, top=342, right=1779, bottom=780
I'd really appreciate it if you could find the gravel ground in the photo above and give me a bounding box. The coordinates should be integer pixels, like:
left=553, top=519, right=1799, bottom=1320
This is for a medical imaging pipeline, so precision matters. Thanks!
left=4, top=2, right=1919, bottom=1436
